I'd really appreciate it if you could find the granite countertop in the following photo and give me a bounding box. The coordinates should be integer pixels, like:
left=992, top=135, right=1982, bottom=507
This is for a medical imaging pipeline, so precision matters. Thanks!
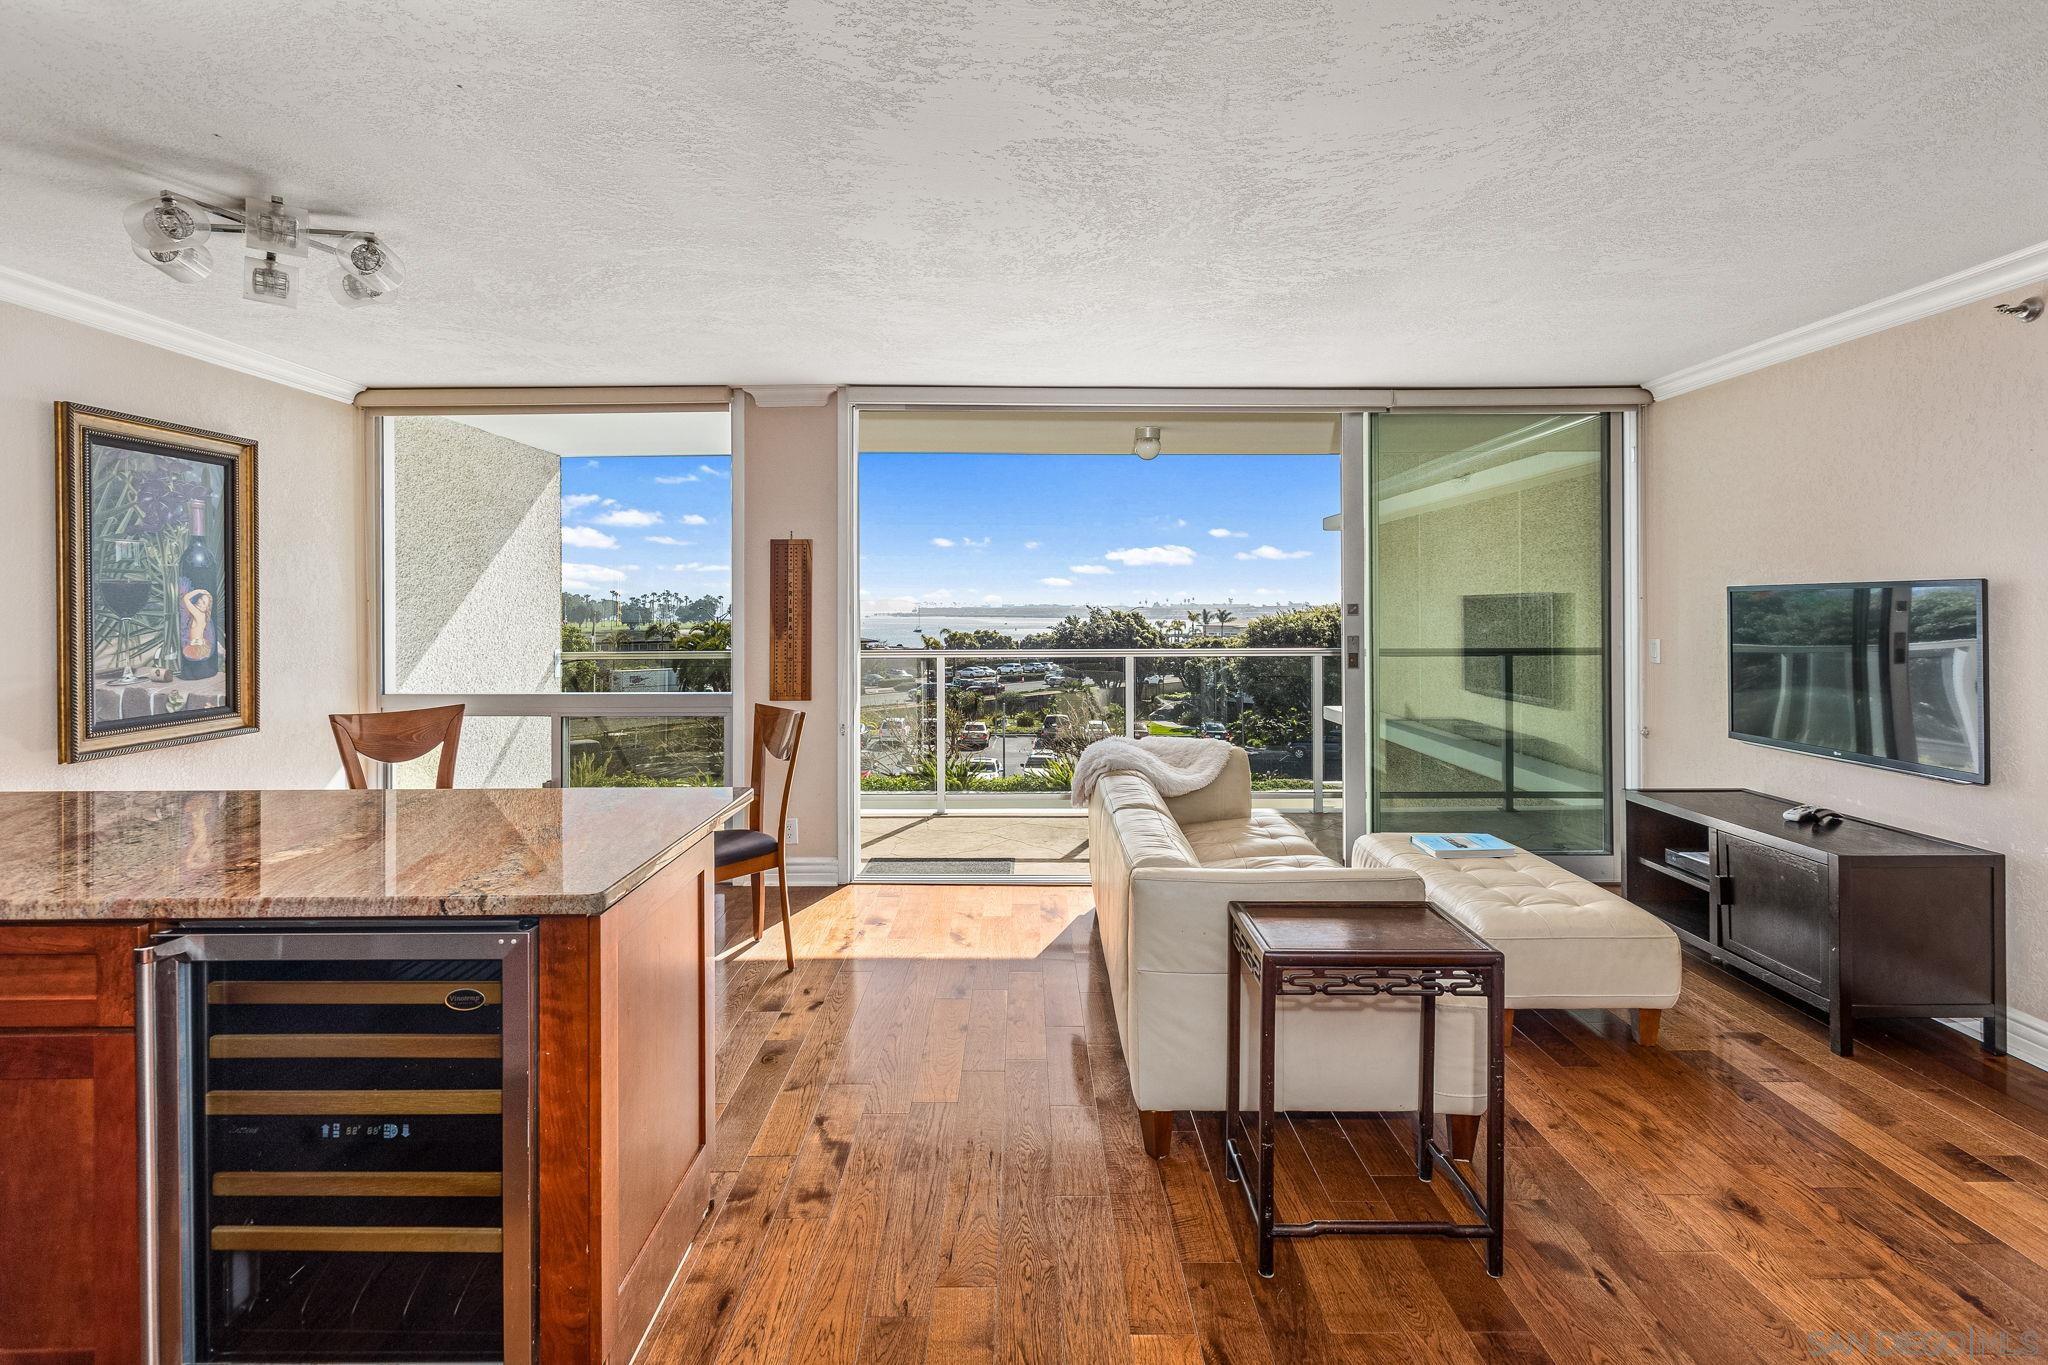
left=0, top=787, right=754, bottom=921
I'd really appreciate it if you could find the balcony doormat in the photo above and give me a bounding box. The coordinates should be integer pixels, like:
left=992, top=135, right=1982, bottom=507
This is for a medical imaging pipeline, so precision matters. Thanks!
left=865, top=858, right=1016, bottom=878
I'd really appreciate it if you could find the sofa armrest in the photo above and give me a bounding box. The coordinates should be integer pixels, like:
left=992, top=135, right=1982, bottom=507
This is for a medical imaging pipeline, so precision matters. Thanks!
left=1125, top=865, right=1426, bottom=975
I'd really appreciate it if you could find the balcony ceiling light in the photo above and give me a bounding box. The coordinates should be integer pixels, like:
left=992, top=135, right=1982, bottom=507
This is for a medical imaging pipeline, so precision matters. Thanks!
left=1133, top=425, right=1162, bottom=460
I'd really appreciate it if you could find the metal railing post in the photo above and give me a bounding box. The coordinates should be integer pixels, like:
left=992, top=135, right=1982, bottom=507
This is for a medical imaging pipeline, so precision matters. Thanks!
left=934, top=653, right=948, bottom=815
left=1311, top=652, right=1325, bottom=815
left=1123, top=655, right=1137, bottom=739
left=1499, top=652, right=1516, bottom=814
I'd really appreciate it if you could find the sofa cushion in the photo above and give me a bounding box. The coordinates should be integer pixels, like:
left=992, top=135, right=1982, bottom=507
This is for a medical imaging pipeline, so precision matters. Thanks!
left=1096, top=772, right=1171, bottom=816
left=1161, top=747, right=1252, bottom=826
left=1110, top=804, right=1200, bottom=871
left=1183, top=809, right=1331, bottom=867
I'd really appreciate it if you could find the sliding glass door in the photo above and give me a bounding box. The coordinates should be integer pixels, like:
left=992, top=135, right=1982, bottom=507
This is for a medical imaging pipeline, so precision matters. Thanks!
left=1366, top=413, right=1614, bottom=870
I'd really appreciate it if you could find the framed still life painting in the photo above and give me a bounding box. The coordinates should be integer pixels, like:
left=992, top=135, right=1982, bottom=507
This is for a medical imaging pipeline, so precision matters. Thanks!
left=56, top=403, right=259, bottom=762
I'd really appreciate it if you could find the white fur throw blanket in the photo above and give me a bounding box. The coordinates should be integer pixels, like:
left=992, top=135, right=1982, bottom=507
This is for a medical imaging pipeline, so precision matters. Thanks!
left=1069, top=736, right=1234, bottom=808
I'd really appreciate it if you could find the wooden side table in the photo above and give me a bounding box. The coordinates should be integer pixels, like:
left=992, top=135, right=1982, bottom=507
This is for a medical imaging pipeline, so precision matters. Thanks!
left=1223, top=900, right=1506, bottom=1278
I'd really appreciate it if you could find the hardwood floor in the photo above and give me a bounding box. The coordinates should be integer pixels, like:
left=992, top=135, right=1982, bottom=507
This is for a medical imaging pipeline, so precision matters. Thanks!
left=652, top=883, right=2048, bottom=1364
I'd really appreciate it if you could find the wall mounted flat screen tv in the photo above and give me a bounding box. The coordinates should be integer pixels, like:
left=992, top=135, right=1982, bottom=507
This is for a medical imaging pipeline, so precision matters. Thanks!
left=1728, top=580, right=1988, bottom=784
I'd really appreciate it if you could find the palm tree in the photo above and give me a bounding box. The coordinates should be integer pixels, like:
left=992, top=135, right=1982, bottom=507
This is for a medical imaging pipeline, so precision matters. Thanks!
left=1213, top=608, right=1236, bottom=625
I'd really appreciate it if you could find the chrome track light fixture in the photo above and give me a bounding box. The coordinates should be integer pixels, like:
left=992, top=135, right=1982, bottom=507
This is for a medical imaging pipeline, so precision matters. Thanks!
left=122, top=189, right=406, bottom=309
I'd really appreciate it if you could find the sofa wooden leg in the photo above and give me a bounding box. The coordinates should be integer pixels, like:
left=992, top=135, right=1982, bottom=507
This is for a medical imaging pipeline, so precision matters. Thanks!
left=1139, top=1110, right=1173, bottom=1159
left=1448, top=1113, right=1480, bottom=1163
left=1634, top=1008, right=1663, bottom=1047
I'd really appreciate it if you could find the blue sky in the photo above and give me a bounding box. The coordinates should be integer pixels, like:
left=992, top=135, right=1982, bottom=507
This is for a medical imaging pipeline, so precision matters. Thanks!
left=858, top=452, right=1340, bottom=611
left=558, top=454, right=732, bottom=604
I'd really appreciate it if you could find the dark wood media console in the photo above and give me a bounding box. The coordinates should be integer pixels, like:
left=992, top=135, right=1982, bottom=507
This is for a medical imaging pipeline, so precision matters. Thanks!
left=1624, top=789, right=2004, bottom=1057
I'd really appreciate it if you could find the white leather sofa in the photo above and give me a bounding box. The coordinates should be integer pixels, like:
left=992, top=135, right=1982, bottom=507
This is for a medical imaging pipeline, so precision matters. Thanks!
left=1087, top=749, right=1488, bottom=1158
left=1350, top=833, right=1682, bottom=1043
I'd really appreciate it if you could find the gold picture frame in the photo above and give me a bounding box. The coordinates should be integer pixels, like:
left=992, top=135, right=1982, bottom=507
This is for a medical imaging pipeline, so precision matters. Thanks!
left=56, top=403, right=259, bottom=762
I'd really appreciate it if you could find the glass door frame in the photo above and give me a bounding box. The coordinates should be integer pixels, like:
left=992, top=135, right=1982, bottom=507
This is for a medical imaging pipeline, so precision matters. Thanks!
left=363, top=396, right=744, bottom=787
left=1359, top=408, right=1628, bottom=883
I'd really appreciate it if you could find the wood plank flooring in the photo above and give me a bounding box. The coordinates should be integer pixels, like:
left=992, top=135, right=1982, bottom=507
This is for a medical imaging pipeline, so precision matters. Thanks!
left=647, top=883, right=2048, bottom=1364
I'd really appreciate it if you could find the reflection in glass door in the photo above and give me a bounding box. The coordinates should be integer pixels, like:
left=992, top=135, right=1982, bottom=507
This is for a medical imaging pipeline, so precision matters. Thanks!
left=1367, top=414, right=1613, bottom=865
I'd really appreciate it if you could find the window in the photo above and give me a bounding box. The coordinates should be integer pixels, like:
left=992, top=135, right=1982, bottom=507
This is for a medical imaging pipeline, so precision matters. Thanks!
left=378, top=408, right=735, bottom=788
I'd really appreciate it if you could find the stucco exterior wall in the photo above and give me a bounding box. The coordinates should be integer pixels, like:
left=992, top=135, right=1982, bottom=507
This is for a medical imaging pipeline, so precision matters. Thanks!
left=389, top=416, right=560, bottom=788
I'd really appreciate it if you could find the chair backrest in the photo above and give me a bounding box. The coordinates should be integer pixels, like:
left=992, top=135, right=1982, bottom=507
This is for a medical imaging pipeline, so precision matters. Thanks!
left=749, top=703, right=806, bottom=837
left=330, top=704, right=465, bottom=790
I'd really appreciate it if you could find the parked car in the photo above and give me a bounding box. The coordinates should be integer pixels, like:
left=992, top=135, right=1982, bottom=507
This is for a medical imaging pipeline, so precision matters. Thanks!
left=1083, top=719, right=1110, bottom=741
left=1017, top=661, right=1048, bottom=679
left=878, top=717, right=911, bottom=741
left=965, top=756, right=1002, bottom=778
left=1042, top=665, right=1066, bottom=684
left=1023, top=749, right=1059, bottom=771
left=1201, top=720, right=1231, bottom=740
left=1042, top=712, right=1069, bottom=736
left=957, top=721, right=991, bottom=750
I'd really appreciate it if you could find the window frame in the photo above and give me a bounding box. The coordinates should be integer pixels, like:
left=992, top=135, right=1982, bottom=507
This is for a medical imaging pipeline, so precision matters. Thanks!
left=365, top=397, right=744, bottom=787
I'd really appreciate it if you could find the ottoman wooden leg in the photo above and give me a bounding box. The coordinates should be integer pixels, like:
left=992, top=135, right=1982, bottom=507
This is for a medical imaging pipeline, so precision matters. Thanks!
left=1634, top=1008, right=1662, bottom=1047
left=1139, top=1110, right=1172, bottom=1159
left=1448, top=1113, right=1480, bottom=1163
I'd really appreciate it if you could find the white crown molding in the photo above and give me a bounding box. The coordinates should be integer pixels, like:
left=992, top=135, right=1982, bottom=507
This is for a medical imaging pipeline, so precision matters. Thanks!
left=1942, top=1007, right=2048, bottom=1078
left=0, top=263, right=362, bottom=404
left=1647, top=238, right=2048, bottom=400
left=743, top=385, right=838, bottom=407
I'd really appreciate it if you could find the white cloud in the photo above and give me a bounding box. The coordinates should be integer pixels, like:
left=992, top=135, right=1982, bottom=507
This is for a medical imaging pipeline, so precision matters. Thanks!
left=1022, top=540, right=1041, bottom=550
left=671, top=561, right=730, bottom=573
left=1173, top=518, right=1188, bottom=528
left=1235, top=545, right=1311, bottom=560
left=1105, top=544, right=1196, bottom=567
left=594, top=507, right=662, bottom=527
left=561, top=525, right=619, bottom=549
left=1070, top=564, right=1113, bottom=575
left=562, top=493, right=602, bottom=511
left=1039, top=577, right=1075, bottom=587
left=645, top=535, right=690, bottom=546
left=1208, top=527, right=1247, bottom=538
left=931, top=537, right=956, bottom=548
left=960, top=536, right=991, bottom=548
left=679, top=513, right=709, bottom=526
left=982, top=594, right=1003, bottom=604
left=562, top=562, right=628, bottom=587
left=654, top=474, right=697, bottom=484
left=699, top=464, right=728, bottom=478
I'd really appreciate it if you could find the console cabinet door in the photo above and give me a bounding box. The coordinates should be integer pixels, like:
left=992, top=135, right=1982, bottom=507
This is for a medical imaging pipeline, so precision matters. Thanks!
left=1717, top=835, right=1830, bottom=996
left=0, top=1031, right=140, bottom=1365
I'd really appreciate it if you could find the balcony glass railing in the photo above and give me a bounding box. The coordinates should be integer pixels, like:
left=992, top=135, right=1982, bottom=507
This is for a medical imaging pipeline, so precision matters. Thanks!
left=857, top=647, right=1341, bottom=812
left=560, top=650, right=731, bottom=694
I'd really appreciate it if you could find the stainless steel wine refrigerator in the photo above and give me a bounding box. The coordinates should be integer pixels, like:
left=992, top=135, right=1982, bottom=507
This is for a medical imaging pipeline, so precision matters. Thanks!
left=137, top=926, right=536, bottom=1364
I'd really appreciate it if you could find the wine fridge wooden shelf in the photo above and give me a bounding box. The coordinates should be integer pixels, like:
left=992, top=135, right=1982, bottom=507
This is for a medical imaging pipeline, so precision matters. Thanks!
left=206, top=1089, right=503, bottom=1115
left=206, top=981, right=504, bottom=1006
left=209, top=1032, right=502, bottom=1059
left=209, top=1225, right=504, bottom=1254
left=212, top=1171, right=503, bottom=1198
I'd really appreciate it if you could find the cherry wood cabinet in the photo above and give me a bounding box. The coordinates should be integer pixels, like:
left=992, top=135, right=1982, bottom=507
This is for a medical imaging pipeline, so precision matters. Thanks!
left=0, top=924, right=148, bottom=1365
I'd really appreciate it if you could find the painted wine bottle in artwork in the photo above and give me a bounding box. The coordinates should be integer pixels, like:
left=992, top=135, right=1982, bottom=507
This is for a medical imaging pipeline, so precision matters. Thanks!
left=176, top=497, right=221, bottom=681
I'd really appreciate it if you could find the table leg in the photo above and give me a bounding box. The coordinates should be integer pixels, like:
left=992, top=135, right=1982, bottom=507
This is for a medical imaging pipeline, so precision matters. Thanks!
left=1224, top=932, right=1241, bottom=1183
left=1257, top=963, right=1277, bottom=1279
left=1417, top=992, right=1436, bottom=1184
left=1486, top=970, right=1505, bottom=1277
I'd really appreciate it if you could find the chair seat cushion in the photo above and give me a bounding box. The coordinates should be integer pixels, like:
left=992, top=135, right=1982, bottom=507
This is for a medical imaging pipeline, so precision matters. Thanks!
left=715, top=828, right=779, bottom=867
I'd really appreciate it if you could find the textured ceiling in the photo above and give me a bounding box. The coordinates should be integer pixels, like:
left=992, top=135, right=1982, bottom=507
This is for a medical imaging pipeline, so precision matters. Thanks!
left=3, top=0, right=2044, bottom=390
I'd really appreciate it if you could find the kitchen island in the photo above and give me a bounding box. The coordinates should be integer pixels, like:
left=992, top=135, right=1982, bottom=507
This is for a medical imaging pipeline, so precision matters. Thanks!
left=0, top=786, right=751, bottom=1365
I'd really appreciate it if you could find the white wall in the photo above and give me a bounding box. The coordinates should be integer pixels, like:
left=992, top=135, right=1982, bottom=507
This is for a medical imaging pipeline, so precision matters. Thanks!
left=0, top=301, right=362, bottom=789
left=1641, top=277, right=2048, bottom=1026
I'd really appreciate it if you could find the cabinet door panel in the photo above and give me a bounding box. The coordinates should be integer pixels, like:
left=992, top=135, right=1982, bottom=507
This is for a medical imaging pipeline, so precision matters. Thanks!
left=0, top=1032, right=139, bottom=1365
left=1718, top=836, right=1830, bottom=995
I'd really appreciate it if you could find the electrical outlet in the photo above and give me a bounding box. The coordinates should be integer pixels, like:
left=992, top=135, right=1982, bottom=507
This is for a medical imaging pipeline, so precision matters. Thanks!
left=784, top=817, right=799, bottom=847
left=1649, top=638, right=1662, bottom=664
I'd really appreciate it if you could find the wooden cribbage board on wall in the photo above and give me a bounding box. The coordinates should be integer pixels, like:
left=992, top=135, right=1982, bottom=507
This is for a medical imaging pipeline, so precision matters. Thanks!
left=768, top=538, right=813, bottom=701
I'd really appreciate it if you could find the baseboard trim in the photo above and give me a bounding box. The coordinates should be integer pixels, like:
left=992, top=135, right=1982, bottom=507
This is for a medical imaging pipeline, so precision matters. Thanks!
left=1646, top=238, right=2048, bottom=399
left=0, top=264, right=364, bottom=403
left=1940, top=1007, right=2048, bottom=1075
left=779, top=857, right=843, bottom=887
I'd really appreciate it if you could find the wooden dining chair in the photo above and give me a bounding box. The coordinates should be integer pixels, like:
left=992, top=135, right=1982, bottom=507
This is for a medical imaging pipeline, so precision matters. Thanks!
left=715, top=703, right=805, bottom=971
left=329, top=704, right=466, bottom=790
